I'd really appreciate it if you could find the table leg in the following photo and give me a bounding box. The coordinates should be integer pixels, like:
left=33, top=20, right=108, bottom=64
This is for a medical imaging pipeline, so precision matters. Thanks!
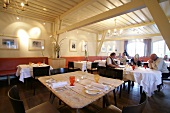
left=76, top=109, right=80, bottom=113
left=113, top=89, right=117, bottom=106
left=140, top=86, right=143, bottom=94
left=49, top=93, right=55, bottom=104
left=103, top=94, right=110, bottom=108
left=72, top=109, right=80, bottom=113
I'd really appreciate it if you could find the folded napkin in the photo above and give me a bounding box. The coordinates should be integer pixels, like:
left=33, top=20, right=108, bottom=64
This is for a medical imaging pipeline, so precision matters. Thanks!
left=91, top=82, right=108, bottom=91
left=51, top=81, right=68, bottom=89
left=46, top=78, right=56, bottom=83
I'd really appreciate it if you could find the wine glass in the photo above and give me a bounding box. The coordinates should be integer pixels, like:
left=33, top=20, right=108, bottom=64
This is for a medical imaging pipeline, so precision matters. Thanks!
left=94, top=75, right=100, bottom=83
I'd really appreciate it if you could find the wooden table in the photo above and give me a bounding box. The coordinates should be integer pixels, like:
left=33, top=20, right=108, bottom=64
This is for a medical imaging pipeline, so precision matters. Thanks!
left=38, top=71, right=123, bottom=113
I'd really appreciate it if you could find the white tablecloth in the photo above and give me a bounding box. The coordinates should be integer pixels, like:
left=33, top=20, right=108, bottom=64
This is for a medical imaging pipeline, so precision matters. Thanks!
left=94, top=60, right=106, bottom=67
left=74, top=61, right=91, bottom=71
left=16, top=64, right=53, bottom=82
left=123, top=67, right=162, bottom=97
left=165, top=61, right=170, bottom=67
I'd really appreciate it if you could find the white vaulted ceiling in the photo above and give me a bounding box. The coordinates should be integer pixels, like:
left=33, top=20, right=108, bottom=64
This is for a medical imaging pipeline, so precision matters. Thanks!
left=0, top=0, right=170, bottom=39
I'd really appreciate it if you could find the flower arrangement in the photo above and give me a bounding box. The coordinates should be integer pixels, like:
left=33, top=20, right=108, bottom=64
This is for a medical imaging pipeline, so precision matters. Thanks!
left=84, top=44, right=89, bottom=61
left=51, top=35, right=66, bottom=58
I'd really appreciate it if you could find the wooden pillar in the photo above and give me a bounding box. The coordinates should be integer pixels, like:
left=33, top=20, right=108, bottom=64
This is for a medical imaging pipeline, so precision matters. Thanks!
left=97, top=31, right=107, bottom=55
left=144, top=0, right=170, bottom=49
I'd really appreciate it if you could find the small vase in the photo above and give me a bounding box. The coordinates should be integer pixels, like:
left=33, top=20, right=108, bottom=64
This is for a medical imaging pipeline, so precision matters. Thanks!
left=56, top=51, right=60, bottom=58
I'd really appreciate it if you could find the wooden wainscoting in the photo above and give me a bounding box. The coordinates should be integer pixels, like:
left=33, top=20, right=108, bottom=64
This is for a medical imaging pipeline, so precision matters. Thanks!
left=62, top=56, right=107, bottom=67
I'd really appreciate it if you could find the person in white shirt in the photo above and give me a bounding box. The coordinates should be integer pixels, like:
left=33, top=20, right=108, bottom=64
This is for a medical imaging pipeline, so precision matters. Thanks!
left=148, top=54, right=169, bottom=73
left=120, top=53, right=128, bottom=65
left=106, top=52, right=119, bottom=68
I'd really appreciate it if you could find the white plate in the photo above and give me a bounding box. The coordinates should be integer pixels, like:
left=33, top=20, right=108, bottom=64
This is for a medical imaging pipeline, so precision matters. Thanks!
left=85, top=89, right=101, bottom=95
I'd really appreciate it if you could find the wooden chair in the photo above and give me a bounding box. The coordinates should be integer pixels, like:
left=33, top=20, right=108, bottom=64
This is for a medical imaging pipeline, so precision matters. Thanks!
left=68, top=61, right=80, bottom=72
left=50, top=68, right=68, bottom=75
left=97, top=66, right=122, bottom=106
left=49, top=68, right=68, bottom=103
left=160, top=67, right=170, bottom=89
left=97, top=66, right=107, bottom=77
left=8, top=85, right=60, bottom=113
left=98, top=91, right=147, bottom=113
left=106, top=67, right=131, bottom=106
left=87, top=62, right=99, bottom=74
left=33, top=66, right=50, bottom=95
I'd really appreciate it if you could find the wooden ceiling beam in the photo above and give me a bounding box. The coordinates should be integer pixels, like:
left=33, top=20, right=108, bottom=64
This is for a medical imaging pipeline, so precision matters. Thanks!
left=100, top=33, right=161, bottom=41
left=144, top=0, right=170, bottom=49
left=60, top=0, right=98, bottom=20
left=0, top=10, right=53, bottom=23
left=57, top=0, right=146, bottom=34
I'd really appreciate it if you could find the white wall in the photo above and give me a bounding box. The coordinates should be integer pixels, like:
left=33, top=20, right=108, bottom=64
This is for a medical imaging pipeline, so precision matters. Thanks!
left=97, top=34, right=124, bottom=56
left=0, top=13, right=124, bottom=58
left=0, top=13, right=52, bottom=58
left=58, top=30, right=97, bottom=57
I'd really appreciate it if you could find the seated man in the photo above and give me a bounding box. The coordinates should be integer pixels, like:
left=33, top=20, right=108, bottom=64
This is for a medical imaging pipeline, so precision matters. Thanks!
left=163, top=55, right=168, bottom=61
left=148, top=53, right=169, bottom=78
left=106, top=52, right=119, bottom=68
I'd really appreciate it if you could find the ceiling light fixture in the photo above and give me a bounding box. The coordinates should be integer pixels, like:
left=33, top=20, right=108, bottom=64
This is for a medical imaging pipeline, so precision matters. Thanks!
left=113, top=19, right=123, bottom=36
left=107, top=19, right=123, bottom=37
left=3, top=0, right=29, bottom=13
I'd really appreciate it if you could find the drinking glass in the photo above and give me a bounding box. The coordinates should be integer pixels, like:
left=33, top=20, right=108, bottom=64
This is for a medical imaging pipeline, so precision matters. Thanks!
left=132, top=65, right=135, bottom=70
left=69, top=76, right=75, bottom=86
left=29, top=62, right=32, bottom=66
left=94, top=75, right=100, bottom=83
left=144, top=65, right=147, bottom=69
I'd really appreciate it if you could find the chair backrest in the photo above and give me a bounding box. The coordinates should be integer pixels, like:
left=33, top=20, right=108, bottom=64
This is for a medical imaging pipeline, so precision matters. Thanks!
left=33, top=66, right=50, bottom=78
left=106, top=68, right=123, bottom=79
left=8, top=85, right=26, bottom=113
left=167, top=67, right=170, bottom=71
left=68, top=61, right=74, bottom=69
left=91, top=62, right=99, bottom=69
left=122, top=91, right=147, bottom=113
left=50, top=68, right=68, bottom=75
left=97, top=66, right=106, bottom=77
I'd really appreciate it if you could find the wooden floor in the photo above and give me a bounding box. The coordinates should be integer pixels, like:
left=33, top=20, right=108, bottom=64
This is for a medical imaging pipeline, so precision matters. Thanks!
left=0, top=76, right=170, bottom=113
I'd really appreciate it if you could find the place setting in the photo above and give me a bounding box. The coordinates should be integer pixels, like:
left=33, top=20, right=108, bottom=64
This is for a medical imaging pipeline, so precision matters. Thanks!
left=84, top=75, right=110, bottom=95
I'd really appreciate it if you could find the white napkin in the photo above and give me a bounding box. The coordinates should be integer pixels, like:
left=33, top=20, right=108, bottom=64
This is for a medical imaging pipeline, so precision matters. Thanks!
left=51, top=81, right=68, bottom=89
left=91, top=82, right=108, bottom=91
left=46, top=79, right=56, bottom=83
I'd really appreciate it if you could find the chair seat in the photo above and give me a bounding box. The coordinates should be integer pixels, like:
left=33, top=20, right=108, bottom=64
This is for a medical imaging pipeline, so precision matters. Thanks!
left=26, top=102, right=60, bottom=113
left=99, top=105, right=122, bottom=113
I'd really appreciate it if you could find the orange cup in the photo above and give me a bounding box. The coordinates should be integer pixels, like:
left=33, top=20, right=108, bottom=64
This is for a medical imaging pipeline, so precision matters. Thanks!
left=144, top=65, right=147, bottom=69
left=69, top=76, right=75, bottom=86
left=132, top=65, right=135, bottom=70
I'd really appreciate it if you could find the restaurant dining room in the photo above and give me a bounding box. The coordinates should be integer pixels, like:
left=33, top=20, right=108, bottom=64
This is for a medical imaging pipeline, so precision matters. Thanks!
left=0, top=0, right=170, bottom=113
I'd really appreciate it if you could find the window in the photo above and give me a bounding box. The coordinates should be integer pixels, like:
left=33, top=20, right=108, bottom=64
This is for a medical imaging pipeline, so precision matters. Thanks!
left=153, top=40, right=170, bottom=58
left=127, top=39, right=144, bottom=57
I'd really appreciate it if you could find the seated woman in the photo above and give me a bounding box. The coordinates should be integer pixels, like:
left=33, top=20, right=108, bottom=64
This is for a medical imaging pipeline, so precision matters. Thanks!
left=120, top=53, right=128, bottom=65
left=130, top=54, right=141, bottom=66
